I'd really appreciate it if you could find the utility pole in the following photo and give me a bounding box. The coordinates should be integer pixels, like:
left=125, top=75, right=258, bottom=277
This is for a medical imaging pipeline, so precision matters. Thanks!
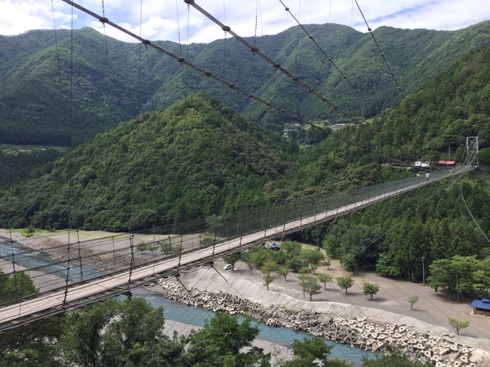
left=422, top=256, right=425, bottom=285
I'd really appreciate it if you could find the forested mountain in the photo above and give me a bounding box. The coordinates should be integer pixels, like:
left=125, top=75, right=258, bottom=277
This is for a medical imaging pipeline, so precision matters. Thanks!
left=0, top=94, right=299, bottom=230
left=1, top=21, right=490, bottom=145
left=0, top=38, right=489, bottom=294
left=0, top=148, right=63, bottom=193
left=1, top=34, right=489, bottom=232
left=315, top=45, right=490, bottom=285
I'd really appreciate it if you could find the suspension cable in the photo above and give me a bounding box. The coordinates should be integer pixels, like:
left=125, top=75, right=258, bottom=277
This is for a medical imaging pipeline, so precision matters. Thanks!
left=354, top=0, right=408, bottom=104
left=60, top=0, right=403, bottom=165
left=183, top=0, right=418, bottom=164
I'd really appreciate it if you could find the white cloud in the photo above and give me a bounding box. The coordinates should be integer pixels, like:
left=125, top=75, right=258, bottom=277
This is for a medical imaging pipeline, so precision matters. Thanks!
left=0, top=0, right=52, bottom=35
left=1, top=0, right=489, bottom=43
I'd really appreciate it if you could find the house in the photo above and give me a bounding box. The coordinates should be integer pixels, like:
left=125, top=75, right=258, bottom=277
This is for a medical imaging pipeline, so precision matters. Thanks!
left=414, top=161, right=430, bottom=168
left=470, top=298, right=490, bottom=316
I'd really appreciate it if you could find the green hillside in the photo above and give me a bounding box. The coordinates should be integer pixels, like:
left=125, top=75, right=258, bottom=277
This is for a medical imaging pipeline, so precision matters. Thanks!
left=0, top=45, right=489, bottom=279
left=0, top=94, right=297, bottom=230
left=313, top=46, right=490, bottom=284
left=1, top=21, right=490, bottom=145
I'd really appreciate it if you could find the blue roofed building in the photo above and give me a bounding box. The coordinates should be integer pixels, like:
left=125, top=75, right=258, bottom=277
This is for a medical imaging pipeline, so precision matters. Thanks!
left=470, top=298, right=490, bottom=316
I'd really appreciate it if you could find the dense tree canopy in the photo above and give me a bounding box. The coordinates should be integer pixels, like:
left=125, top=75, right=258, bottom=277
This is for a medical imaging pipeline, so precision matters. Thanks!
left=1, top=22, right=489, bottom=146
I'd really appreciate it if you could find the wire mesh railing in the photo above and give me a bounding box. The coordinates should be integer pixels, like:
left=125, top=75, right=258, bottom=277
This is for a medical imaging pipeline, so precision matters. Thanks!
left=0, top=166, right=471, bottom=309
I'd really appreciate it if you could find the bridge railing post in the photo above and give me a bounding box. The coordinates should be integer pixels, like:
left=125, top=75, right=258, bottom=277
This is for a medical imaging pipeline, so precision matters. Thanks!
left=77, top=230, right=83, bottom=281
left=128, top=234, right=135, bottom=286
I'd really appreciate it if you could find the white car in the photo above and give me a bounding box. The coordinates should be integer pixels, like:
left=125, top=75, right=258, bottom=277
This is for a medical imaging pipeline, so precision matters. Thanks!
left=223, top=264, right=233, bottom=270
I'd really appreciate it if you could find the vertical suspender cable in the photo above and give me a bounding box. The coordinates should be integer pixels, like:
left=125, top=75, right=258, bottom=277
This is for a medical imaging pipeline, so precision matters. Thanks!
left=8, top=230, right=18, bottom=302
left=63, top=5, right=75, bottom=310
left=77, top=229, right=83, bottom=281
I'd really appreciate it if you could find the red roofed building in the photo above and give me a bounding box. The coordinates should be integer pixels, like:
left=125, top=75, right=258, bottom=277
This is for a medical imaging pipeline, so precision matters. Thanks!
left=437, top=160, right=456, bottom=166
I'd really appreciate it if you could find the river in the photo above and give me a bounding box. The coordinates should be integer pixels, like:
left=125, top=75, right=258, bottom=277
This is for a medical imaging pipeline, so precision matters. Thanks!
left=1, top=236, right=377, bottom=365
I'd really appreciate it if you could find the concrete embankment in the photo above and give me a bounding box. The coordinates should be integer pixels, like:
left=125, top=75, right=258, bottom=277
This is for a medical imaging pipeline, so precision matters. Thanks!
left=157, top=270, right=490, bottom=367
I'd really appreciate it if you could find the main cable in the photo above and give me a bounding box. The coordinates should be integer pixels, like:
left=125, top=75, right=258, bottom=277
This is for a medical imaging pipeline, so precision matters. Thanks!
left=184, top=0, right=423, bottom=166
left=61, top=0, right=407, bottom=168
left=354, top=0, right=407, bottom=104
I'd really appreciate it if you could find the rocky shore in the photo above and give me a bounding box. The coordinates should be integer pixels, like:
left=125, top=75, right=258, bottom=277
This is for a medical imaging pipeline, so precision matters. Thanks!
left=158, top=279, right=486, bottom=367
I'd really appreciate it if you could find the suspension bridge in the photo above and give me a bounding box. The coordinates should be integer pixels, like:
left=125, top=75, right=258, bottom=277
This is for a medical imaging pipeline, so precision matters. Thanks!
left=0, top=0, right=482, bottom=343
left=0, top=165, right=473, bottom=331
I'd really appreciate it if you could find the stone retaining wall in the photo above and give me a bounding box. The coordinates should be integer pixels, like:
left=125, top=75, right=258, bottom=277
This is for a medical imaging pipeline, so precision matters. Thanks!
left=157, top=280, right=481, bottom=367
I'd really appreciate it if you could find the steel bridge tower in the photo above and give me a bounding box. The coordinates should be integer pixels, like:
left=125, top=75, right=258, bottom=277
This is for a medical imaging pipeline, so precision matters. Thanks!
left=466, top=136, right=479, bottom=167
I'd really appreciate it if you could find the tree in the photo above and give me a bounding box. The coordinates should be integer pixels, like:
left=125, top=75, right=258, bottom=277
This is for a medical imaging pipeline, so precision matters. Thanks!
left=60, top=297, right=167, bottom=367
left=0, top=319, right=63, bottom=367
left=160, top=241, right=173, bottom=256
left=362, top=282, right=380, bottom=300
left=375, top=252, right=401, bottom=278
left=224, top=252, right=242, bottom=271
left=0, top=271, right=62, bottom=367
left=263, top=274, right=275, bottom=290
left=248, top=247, right=271, bottom=268
left=298, top=274, right=309, bottom=297
left=279, top=266, right=290, bottom=281
left=279, top=337, right=352, bottom=367
left=309, top=263, right=320, bottom=274
left=340, top=253, right=356, bottom=273
left=336, top=276, right=354, bottom=294
left=323, top=258, right=331, bottom=269
left=186, top=312, right=271, bottom=367
left=137, top=241, right=148, bottom=253
left=60, top=299, right=119, bottom=367
left=261, top=260, right=278, bottom=276
left=408, top=295, right=420, bottom=310
left=339, top=224, right=384, bottom=269
left=428, top=256, right=478, bottom=301
left=317, top=273, right=333, bottom=289
left=474, top=256, right=490, bottom=293
left=100, top=298, right=166, bottom=366
left=241, top=251, right=255, bottom=273
left=300, top=248, right=325, bottom=271
left=171, top=244, right=183, bottom=256
left=448, top=318, right=470, bottom=335
left=299, top=275, right=322, bottom=301
left=0, top=270, right=37, bottom=301
left=148, top=243, right=159, bottom=257
left=427, top=259, right=452, bottom=296
left=281, top=241, right=302, bottom=258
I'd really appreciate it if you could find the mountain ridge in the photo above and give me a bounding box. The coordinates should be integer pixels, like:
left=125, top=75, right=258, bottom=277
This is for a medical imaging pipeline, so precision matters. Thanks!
left=1, top=21, right=490, bottom=145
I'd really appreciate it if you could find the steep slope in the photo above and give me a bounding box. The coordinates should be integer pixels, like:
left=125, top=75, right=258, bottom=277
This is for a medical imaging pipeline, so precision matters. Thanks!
left=318, top=45, right=490, bottom=282
left=372, top=44, right=490, bottom=157
left=0, top=94, right=296, bottom=231
left=1, top=44, right=489, bottom=235
left=1, top=21, right=490, bottom=145
left=0, top=28, right=141, bottom=145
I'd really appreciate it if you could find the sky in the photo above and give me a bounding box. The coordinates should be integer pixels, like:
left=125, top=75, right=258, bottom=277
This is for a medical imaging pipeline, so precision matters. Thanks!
left=0, top=0, right=489, bottom=44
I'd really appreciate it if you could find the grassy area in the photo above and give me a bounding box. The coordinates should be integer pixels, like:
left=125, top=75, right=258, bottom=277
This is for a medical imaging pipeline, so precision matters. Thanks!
left=5, top=227, right=64, bottom=237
